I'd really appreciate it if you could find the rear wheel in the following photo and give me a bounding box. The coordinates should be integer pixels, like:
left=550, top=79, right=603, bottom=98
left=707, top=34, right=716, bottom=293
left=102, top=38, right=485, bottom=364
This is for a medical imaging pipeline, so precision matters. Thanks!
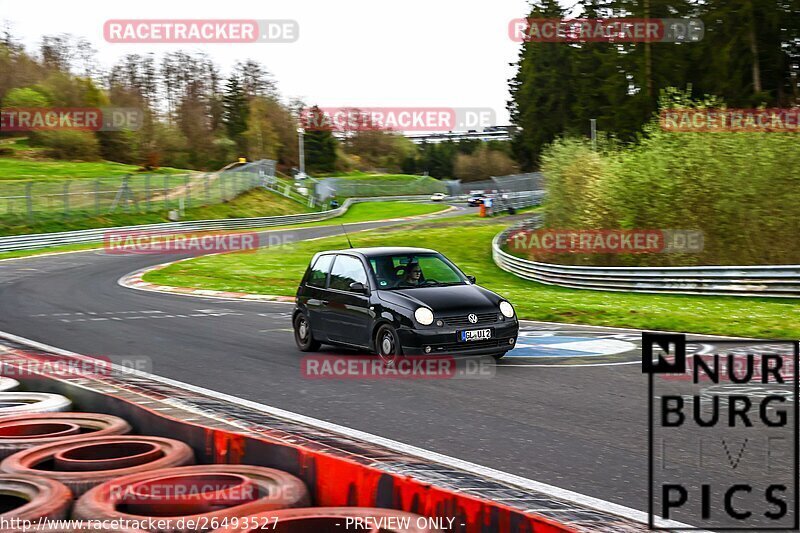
left=375, top=324, right=402, bottom=366
left=294, top=314, right=321, bottom=352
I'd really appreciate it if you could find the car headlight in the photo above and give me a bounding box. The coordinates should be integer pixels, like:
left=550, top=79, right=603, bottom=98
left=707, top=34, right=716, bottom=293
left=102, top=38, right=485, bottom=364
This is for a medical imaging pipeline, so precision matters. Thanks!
left=414, top=307, right=434, bottom=326
left=499, top=301, right=515, bottom=318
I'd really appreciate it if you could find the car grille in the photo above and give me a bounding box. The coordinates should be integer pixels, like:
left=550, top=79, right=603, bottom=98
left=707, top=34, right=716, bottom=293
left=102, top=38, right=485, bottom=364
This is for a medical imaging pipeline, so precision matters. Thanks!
left=442, top=312, right=499, bottom=327
left=435, top=339, right=504, bottom=352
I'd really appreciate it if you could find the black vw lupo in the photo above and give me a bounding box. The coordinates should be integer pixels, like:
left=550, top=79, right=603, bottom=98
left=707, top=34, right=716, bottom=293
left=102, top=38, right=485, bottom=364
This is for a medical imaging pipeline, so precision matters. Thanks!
left=292, top=247, right=519, bottom=362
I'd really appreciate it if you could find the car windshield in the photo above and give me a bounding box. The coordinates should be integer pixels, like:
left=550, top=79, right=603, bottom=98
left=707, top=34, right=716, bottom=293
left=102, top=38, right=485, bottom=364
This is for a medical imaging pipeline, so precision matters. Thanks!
left=368, top=253, right=466, bottom=289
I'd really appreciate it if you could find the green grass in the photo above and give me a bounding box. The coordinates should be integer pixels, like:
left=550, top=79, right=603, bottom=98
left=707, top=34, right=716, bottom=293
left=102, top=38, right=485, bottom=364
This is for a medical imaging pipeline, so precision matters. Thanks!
left=0, top=242, right=102, bottom=261
left=144, top=217, right=800, bottom=338
left=322, top=172, right=424, bottom=181
left=0, top=188, right=310, bottom=236
left=0, top=157, right=185, bottom=182
left=284, top=201, right=448, bottom=228
left=0, top=201, right=448, bottom=261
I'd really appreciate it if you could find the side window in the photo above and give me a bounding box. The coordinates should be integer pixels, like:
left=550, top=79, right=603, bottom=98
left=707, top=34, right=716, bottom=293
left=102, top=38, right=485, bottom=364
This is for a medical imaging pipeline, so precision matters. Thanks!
left=307, top=255, right=334, bottom=288
left=329, top=255, right=368, bottom=292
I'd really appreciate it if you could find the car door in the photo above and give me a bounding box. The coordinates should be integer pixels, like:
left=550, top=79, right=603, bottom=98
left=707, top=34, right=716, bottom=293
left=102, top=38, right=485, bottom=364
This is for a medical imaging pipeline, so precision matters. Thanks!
left=323, top=254, right=372, bottom=347
left=303, top=254, right=335, bottom=340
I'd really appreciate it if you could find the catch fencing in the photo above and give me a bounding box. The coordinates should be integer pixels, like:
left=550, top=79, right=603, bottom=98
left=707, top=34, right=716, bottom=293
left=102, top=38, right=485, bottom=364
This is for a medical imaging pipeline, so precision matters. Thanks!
left=315, top=175, right=447, bottom=199
left=0, top=160, right=279, bottom=224
left=0, top=195, right=432, bottom=253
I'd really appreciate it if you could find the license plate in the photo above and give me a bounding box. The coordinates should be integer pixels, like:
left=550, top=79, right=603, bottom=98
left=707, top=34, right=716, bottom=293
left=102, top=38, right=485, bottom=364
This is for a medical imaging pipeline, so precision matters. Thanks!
left=460, top=329, right=492, bottom=342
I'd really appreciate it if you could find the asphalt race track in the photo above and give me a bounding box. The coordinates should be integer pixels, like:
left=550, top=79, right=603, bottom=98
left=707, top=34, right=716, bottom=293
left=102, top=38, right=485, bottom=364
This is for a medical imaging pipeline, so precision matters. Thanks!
left=1, top=208, right=794, bottom=527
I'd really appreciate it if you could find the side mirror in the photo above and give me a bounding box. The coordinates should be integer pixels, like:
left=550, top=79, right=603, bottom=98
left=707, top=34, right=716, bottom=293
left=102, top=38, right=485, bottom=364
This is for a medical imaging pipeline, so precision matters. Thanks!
left=349, top=281, right=369, bottom=294
left=467, top=275, right=476, bottom=284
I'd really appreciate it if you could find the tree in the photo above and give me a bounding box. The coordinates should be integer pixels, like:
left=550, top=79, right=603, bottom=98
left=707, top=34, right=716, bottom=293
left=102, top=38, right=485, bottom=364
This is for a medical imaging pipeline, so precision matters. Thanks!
left=223, top=76, right=249, bottom=154
left=508, top=0, right=574, bottom=169
left=2, top=86, right=49, bottom=107
left=343, top=127, right=417, bottom=172
left=233, top=60, right=277, bottom=98
left=243, top=97, right=280, bottom=160
left=454, top=145, right=520, bottom=181
left=304, top=106, right=337, bottom=173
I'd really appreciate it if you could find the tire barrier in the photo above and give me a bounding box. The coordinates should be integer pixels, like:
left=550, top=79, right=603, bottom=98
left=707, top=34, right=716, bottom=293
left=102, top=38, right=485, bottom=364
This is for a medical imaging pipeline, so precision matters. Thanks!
left=0, top=413, right=132, bottom=459
left=0, top=393, right=72, bottom=416
left=211, top=507, right=438, bottom=532
left=1, top=436, right=195, bottom=495
left=0, top=352, right=582, bottom=532
left=73, top=465, right=311, bottom=532
left=0, top=377, right=19, bottom=391
left=0, top=473, right=72, bottom=521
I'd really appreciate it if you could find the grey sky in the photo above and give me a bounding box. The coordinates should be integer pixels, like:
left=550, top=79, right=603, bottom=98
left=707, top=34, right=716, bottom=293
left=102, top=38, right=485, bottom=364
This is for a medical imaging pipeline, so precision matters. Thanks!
left=0, top=0, right=533, bottom=124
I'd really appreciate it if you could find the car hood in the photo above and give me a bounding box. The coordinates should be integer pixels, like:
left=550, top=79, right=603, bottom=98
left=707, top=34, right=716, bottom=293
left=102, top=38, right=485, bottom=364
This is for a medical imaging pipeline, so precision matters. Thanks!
left=378, top=284, right=501, bottom=314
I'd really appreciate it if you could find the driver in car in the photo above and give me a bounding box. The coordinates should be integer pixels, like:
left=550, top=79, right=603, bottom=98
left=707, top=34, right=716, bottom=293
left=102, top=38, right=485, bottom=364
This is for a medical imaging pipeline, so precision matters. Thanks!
left=397, top=262, right=423, bottom=287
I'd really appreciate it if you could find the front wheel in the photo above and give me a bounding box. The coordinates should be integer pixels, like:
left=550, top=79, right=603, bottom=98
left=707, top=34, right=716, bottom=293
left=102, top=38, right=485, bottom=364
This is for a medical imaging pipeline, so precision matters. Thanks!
left=294, top=314, right=321, bottom=352
left=375, top=324, right=403, bottom=366
left=492, top=352, right=508, bottom=361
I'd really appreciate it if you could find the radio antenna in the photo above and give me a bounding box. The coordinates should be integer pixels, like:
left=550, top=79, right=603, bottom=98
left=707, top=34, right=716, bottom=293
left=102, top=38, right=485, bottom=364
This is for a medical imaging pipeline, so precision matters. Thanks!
left=341, top=225, right=354, bottom=248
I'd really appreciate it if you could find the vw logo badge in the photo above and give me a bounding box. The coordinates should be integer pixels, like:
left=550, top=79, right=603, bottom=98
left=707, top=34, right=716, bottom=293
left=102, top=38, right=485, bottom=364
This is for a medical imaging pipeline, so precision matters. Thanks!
left=468, top=313, right=478, bottom=324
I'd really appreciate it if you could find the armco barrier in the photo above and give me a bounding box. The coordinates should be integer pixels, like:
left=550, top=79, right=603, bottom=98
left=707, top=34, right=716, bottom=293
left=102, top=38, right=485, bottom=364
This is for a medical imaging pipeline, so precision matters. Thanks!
left=0, top=196, right=433, bottom=253
left=0, top=338, right=659, bottom=532
left=493, top=225, right=800, bottom=298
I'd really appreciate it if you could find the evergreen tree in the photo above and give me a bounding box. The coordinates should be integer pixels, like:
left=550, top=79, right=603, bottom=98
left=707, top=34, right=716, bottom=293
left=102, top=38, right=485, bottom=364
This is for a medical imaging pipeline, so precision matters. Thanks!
left=304, top=106, right=338, bottom=173
left=223, top=76, right=249, bottom=154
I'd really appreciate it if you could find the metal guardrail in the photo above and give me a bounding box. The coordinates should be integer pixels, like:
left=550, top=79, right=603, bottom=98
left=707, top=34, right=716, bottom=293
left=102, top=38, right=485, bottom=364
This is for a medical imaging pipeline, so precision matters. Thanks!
left=492, top=224, right=800, bottom=298
left=0, top=195, right=433, bottom=253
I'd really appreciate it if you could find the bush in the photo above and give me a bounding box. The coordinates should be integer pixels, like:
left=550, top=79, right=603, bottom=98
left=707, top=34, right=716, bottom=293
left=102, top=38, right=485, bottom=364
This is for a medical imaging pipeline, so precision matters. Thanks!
left=96, top=130, right=139, bottom=164
left=33, top=130, right=100, bottom=160
left=539, top=115, right=800, bottom=266
left=454, top=145, right=520, bottom=181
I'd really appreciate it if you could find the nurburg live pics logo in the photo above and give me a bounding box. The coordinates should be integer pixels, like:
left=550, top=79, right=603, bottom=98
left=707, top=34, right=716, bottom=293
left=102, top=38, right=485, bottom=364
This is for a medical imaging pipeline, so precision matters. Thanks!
left=643, top=332, right=800, bottom=530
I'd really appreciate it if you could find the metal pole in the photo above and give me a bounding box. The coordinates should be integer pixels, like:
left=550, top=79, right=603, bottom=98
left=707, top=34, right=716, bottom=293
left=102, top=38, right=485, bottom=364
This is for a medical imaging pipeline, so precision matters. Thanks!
left=184, top=175, right=190, bottom=208
left=25, top=182, right=33, bottom=223
left=145, top=175, right=151, bottom=212
left=122, top=177, right=130, bottom=213
left=204, top=174, right=210, bottom=205
left=590, top=119, right=597, bottom=150
left=164, top=175, right=169, bottom=210
left=298, top=127, right=305, bottom=176
left=94, top=179, right=100, bottom=214
left=63, top=181, right=69, bottom=217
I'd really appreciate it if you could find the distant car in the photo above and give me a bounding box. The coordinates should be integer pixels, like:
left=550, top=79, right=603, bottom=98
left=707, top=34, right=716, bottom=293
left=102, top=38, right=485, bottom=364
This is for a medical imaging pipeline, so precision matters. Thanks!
left=430, top=192, right=447, bottom=202
left=293, top=247, right=519, bottom=362
left=467, top=194, right=486, bottom=207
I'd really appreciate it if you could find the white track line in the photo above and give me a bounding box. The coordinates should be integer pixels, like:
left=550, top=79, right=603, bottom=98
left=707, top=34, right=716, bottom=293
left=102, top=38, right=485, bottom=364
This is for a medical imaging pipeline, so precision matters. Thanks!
left=0, top=328, right=702, bottom=530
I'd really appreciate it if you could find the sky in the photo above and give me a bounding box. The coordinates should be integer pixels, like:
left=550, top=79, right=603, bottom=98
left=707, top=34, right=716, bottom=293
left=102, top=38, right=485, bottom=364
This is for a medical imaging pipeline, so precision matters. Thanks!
left=0, top=0, right=533, bottom=125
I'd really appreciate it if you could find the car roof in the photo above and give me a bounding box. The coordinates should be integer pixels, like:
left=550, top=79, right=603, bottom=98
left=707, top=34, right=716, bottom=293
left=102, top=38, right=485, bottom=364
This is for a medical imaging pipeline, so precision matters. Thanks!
left=318, top=247, right=439, bottom=258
